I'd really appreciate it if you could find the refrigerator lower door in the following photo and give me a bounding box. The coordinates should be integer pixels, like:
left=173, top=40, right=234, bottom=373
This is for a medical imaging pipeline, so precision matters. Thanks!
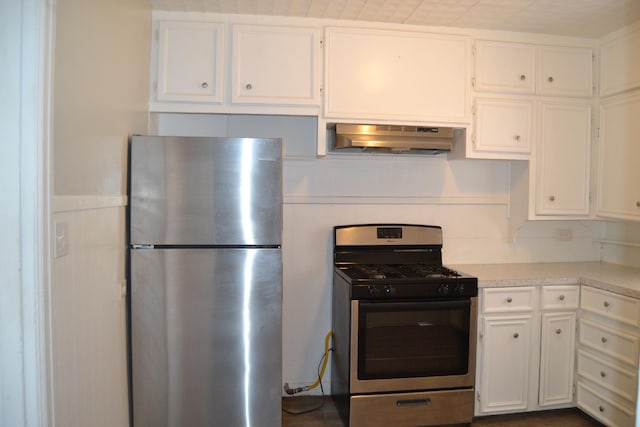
left=131, top=248, right=282, bottom=427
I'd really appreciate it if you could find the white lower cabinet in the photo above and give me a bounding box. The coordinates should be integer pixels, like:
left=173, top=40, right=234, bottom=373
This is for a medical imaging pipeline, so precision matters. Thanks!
left=476, top=285, right=578, bottom=416
left=577, top=286, right=639, bottom=427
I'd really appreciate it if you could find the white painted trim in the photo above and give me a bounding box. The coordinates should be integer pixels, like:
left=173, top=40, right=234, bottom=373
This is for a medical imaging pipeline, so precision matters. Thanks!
left=53, top=195, right=128, bottom=213
left=597, top=239, right=640, bottom=249
left=284, top=195, right=508, bottom=205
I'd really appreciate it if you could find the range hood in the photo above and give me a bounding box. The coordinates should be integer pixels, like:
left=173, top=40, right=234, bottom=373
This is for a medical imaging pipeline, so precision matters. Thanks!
left=334, top=123, right=454, bottom=154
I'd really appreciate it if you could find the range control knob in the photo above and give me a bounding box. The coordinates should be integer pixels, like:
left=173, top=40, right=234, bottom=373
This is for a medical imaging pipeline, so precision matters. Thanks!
left=383, top=285, right=396, bottom=296
left=454, top=284, right=465, bottom=295
left=438, top=284, right=450, bottom=296
left=368, top=285, right=381, bottom=297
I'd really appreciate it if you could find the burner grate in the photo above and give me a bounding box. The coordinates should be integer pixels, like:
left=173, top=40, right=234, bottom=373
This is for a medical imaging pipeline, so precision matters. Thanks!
left=339, top=264, right=462, bottom=280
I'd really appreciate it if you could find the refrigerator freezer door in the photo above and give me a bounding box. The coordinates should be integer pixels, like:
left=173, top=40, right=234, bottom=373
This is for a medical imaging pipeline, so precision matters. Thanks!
left=131, top=248, right=282, bottom=427
left=130, top=136, right=282, bottom=246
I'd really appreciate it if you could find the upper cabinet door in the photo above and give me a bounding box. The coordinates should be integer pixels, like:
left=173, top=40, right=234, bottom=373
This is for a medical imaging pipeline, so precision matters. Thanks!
left=473, top=97, right=533, bottom=159
left=600, top=26, right=640, bottom=97
left=232, top=25, right=321, bottom=106
left=324, top=27, right=470, bottom=123
left=474, top=40, right=536, bottom=94
left=535, top=101, right=591, bottom=216
left=537, top=46, right=593, bottom=97
left=156, top=21, right=225, bottom=103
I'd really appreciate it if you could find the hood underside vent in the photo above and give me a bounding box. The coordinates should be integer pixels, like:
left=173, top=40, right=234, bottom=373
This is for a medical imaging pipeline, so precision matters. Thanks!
left=333, top=123, right=455, bottom=154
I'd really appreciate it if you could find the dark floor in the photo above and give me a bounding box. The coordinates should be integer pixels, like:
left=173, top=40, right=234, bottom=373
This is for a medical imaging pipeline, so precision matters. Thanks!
left=282, top=396, right=604, bottom=427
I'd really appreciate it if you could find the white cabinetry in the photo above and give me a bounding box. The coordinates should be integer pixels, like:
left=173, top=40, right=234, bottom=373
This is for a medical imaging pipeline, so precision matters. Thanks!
left=600, top=25, right=640, bottom=97
left=577, top=286, right=639, bottom=427
left=474, top=40, right=593, bottom=97
left=324, top=27, right=470, bottom=124
left=156, top=21, right=225, bottom=103
left=231, top=25, right=321, bottom=106
left=533, top=100, right=591, bottom=216
left=477, top=285, right=578, bottom=416
left=597, top=92, right=640, bottom=221
left=471, top=97, right=533, bottom=159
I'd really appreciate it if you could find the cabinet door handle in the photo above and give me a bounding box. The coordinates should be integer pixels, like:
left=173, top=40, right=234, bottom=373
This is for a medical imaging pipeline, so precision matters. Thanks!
left=603, top=301, right=610, bottom=308
left=549, top=195, right=555, bottom=202
left=600, top=371, right=607, bottom=378
left=513, top=333, right=519, bottom=339
left=636, top=201, right=640, bottom=207
left=599, top=406, right=605, bottom=413
left=245, top=83, right=253, bottom=90
left=559, top=295, right=565, bottom=301
left=556, top=329, right=562, bottom=334
left=547, top=76, right=554, bottom=82
left=520, top=74, right=526, bottom=81
left=506, top=297, right=513, bottom=303
left=513, top=135, right=521, bottom=142
left=201, top=82, right=208, bottom=89
left=601, top=336, right=608, bottom=343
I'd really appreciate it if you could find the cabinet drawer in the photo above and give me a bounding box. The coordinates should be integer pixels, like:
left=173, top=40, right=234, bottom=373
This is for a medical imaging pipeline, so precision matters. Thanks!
left=579, top=319, right=640, bottom=366
left=541, top=285, right=579, bottom=310
left=581, top=286, right=640, bottom=327
left=482, top=287, right=535, bottom=313
left=578, top=350, right=638, bottom=402
left=577, top=381, right=635, bottom=427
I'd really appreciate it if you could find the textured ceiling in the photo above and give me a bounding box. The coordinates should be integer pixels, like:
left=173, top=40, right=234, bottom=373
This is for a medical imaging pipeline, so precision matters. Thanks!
left=149, top=0, right=640, bottom=38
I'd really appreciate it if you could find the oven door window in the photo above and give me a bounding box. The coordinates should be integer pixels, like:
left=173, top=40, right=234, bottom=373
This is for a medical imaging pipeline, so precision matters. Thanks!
left=358, top=299, right=470, bottom=380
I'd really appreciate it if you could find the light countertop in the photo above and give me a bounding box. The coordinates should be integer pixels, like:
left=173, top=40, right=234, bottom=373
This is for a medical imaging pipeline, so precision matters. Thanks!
left=449, top=262, right=640, bottom=299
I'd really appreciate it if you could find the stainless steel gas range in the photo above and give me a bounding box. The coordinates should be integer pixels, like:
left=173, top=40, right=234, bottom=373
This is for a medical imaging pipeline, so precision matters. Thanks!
left=331, top=224, right=478, bottom=427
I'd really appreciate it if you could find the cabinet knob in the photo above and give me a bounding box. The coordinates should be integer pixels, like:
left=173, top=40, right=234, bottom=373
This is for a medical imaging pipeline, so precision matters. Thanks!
left=555, top=329, right=562, bottom=334
left=559, top=295, right=565, bottom=301
left=599, top=406, right=605, bottom=413
left=520, top=74, right=526, bottom=81
left=506, top=297, right=513, bottom=303
left=636, top=201, right=640, bottom=207
left=603, top=301, right=610, bottom=308
left=549, top=195, right=555, bottom=202
left=513, top=135, right=521, bottom=142
left=245, top=83, right=253, bottom=90
left=600, top=371, right=607, bottom=378
left=201, top=82, right=208, bottom=89
left=547, top=76, right=554, bottom=83
left=601, top=336, right=608, bottom=343
left=513, top=333, right=519, bottom=339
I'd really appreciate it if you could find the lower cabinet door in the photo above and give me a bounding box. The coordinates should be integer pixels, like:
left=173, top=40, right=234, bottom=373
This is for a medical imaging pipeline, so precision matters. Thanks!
left=478, top=315, right=532, bottom=413
left=538, top=312, right=576, bottom=406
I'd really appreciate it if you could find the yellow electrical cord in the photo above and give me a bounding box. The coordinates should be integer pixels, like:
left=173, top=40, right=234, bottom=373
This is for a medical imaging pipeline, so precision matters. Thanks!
left=307, top=330, right=334, bottom=391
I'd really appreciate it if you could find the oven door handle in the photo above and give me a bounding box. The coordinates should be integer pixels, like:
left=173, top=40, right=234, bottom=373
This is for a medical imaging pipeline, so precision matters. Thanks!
left=360, top=299, right=470, bottom=312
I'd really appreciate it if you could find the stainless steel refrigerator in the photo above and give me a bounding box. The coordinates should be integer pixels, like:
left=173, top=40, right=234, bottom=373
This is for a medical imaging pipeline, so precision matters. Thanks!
left=128, top=135, right=282, bottom=427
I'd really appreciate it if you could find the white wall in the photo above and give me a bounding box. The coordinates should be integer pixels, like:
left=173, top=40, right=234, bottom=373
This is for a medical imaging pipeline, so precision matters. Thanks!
left=51, top=0, right=150, bottom=425
left=601, top=222, right=640, bottom=268
left=151, top=112, right=604, bottom=392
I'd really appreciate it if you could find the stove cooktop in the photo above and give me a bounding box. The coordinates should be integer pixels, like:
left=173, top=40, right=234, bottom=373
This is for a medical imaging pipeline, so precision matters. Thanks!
left=335, top=263, right=478, bottom=299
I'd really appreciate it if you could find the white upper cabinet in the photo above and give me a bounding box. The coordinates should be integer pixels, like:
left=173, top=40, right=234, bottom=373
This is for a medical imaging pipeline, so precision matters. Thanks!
left=534, top=100, right=591, bottom=216
left=324, top=27, right=470, bottom=124
left=231, top=25, right=321, bottom=106
left=156, top=21, right=225, bottom=103
left=474, top=40, right=593, bottom=97
left=600, top=25, right=640, bottom=97
left=537, top=46, right=593, bottom=97
left=475, top=41, right=536, bottom=94
left=471, top=97, right=533, bottom=159
left=597, top=92, right=640, bottom=221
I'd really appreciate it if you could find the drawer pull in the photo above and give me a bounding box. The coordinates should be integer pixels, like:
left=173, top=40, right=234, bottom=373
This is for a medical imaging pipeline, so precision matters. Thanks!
left=599, top=406, right=605, bottom=413
left=601, top=337, right=608, bottom=343
left=603, top=301, right=610, bottom=308
left=600, top=371, right=606, bottom=378
left=556, top=329, right=562, bottom=334
left=558, top=295, right=565, bottom=301
left=506, top=297, right=513, bottom=303
left=396, top=398, right=431, bottom=407
left=513, top=333, right=519, bottom=339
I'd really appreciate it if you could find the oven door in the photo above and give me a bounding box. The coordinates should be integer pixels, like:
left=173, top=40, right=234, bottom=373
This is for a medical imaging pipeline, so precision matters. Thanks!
left=350, top=298, right=477, bottom=394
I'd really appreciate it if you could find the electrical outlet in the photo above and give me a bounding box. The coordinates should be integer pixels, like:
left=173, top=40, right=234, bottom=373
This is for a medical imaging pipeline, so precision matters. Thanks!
left=554, top=228, right=573, bottom=242
left=119, top=279, right=127, bottom=299
left=54, top=221, right=70, bottom=258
